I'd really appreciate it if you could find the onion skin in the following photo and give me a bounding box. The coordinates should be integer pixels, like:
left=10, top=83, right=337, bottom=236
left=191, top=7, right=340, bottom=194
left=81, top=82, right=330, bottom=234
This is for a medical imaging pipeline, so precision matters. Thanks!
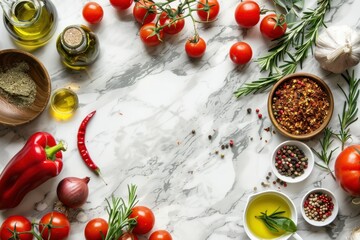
left=57, top=176, right=90, bottom=208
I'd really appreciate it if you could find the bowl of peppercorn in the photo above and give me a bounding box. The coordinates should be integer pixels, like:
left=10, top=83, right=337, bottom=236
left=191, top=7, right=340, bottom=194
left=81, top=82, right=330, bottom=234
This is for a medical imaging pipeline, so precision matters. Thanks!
left=301, top=188, right=339, bottom=227
left=0, top=49, right=51, bottom=126
left=271, top=140, right=314, bottom=183
left=267, top=72, right=334, bottom=140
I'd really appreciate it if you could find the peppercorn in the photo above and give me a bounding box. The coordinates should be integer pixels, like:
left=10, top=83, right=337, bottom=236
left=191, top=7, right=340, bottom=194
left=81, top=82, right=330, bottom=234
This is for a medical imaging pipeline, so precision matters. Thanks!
left=303, top=192, right=334, bottom=222
left=220, top=154, right=225, bottom=159
left=208, top=135, right=212, bottom=140
left=258, top=113, right=263, bottom=119
left=256, top=108, right=260, bottom=113
left=191, top=130, right=196, bottom=135
left=247, top=108, right=252, bottom=114
left=225, top=144, right=229, bottom=149
left=221, top=145, right=225, bottom=150
left=274, top=145, right=308, bottom=178
left=229, top=140, right=234, bottom=147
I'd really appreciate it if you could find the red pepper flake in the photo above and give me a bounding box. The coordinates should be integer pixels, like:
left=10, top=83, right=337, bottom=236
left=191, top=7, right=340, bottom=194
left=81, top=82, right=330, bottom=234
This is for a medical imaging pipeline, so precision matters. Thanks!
left=272, top=77, right=330, bottom=135
left=264, top=127, right=270, bottom=132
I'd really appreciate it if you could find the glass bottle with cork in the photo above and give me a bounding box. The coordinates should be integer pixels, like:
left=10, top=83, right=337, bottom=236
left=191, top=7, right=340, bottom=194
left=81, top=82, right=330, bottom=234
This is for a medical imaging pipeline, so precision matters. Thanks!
left=56, top=25, right=100, bottom=70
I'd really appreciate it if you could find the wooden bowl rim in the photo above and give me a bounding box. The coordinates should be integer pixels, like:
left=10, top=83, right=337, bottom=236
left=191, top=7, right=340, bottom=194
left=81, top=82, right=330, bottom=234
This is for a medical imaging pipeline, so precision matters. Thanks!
left=267, top=72, right=334, bottom=140
left=0, top=49, right=51, bottom=126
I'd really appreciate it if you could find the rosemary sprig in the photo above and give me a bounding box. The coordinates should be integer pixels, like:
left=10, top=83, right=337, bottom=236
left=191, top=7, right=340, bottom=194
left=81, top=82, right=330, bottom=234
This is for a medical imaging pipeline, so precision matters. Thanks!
left=105, top=184, right=138, bottom=240
left=311, top=127, right=337, bottom=180
left=234, top=0, right=331, bottom=98
left=336, top=71, right=360, bottom=150
left=256, top=207, right=297, bottom=233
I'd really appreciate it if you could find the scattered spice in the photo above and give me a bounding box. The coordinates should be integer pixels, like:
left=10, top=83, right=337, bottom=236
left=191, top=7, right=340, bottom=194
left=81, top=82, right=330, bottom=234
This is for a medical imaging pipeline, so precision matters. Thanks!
left=271, top=77, right=330, bottom=135
left=0, top=62, right=36, bottom=107
left=220, top=154, right=225, bottom=159
left=303, top=192, right=334, bottom=221
left=256, top=108, right=260, bottom=113
left=247, top=108, right=252, bottom=114
left=221, top=144, right=225, bottom=150
left=274, top=145, right=308, bottom=178
left=258, top=113, right=263, bottom=119
left=214, top=150, right=219, bottom=155
left=264, top=127, right=270, bottom=132
left=225, top=144, right=229, bottom=149
left=229, top=140, right=234, bottom=147
left=208, top=135, right=212, bottom=140
left=191, top=129, right=196, bottom=135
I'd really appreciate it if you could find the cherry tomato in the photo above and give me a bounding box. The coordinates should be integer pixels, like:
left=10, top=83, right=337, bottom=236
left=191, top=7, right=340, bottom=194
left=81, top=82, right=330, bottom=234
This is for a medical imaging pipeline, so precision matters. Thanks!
left=185, top=36, right=207, bottom=58
left=159, top=9, right=185, bottom=35
left=118, top=232, right=139, bottom=240
left=39, top=211, right=70, bottom=240
left=110, top=0, right=134, bottom=10
left=129, top=206, right=155, bottom=235
left=133, top=0, right=157, bottom=25
left=260, top=14, right=287, bottom=39
left=197, top=0, right=220, bottom=22
left=84, top=218, right=109, bottom=240
left=229, top=42, right=252, bottom=65
left=335, top=145, right=360, bottom=197
left=234, top=1, right=260, bottom=28
left=149, top=230, right=173, bottom=240
left=139, top=23, right=164, bottom=46
left=0, top=216, right=33, bottom=240
left=82, top=2, right=104, bottom=24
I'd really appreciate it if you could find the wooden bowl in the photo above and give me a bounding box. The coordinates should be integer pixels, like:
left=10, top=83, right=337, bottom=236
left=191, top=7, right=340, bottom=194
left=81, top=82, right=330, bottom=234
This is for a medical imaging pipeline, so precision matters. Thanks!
left=267, top=73, right=334, bottom=140
left=0, top=49, right=51, bottom=126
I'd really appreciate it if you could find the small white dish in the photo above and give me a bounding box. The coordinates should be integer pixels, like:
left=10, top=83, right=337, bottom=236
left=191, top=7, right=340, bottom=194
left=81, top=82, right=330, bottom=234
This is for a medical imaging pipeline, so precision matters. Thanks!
left=300, top=188, right=339, bottom=227
left=271, top=140, right=314, bottom=183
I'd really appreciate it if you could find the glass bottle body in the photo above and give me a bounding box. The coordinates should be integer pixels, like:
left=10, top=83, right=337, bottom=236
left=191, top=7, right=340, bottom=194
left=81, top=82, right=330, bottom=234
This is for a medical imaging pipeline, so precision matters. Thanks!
left=56, top=25, right=100, bottom=70
left=3, top=0, right=57, bottom=50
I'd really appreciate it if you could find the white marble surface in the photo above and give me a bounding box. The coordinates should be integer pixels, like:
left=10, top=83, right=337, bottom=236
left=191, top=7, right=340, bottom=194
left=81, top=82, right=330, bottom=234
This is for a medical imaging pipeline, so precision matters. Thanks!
left=0, top=0, right=360, bottom=239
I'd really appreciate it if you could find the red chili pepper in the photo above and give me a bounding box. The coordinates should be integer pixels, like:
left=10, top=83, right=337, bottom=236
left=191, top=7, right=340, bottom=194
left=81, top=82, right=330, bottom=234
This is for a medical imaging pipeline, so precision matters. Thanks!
left=77, top=110, right=101, bottom=176
left=0, top=132, right=66, bottom=210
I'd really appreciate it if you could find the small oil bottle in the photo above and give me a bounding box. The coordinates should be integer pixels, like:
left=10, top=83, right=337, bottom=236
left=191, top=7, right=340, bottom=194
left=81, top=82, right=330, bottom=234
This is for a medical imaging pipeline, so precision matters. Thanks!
left=56, top=25, right=100, bottom=70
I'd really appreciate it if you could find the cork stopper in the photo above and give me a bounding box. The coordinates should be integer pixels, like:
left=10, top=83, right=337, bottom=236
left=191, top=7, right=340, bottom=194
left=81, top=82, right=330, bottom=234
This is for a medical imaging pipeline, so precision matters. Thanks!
left=61, top=26, right=85, bottom=49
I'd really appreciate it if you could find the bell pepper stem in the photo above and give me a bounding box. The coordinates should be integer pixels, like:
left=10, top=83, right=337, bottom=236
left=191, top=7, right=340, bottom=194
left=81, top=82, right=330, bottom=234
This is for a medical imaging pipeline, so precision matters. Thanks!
left=45, top=140, right=67, bottom=160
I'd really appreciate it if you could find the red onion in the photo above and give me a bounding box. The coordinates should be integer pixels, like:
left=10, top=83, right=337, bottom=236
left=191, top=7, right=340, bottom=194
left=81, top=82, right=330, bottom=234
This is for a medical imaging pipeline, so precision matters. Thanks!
left=57, top=176, right=90, bottom=208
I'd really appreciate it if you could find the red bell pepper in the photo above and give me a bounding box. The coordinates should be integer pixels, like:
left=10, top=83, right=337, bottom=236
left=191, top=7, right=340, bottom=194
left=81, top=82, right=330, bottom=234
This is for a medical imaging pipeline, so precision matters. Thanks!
left=0, top=132, right=67, bottom=210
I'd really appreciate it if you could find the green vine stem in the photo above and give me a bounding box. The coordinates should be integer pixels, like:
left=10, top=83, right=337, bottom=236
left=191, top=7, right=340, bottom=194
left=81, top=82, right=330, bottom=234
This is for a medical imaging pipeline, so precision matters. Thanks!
left=234, top=0, right=331, bottom=98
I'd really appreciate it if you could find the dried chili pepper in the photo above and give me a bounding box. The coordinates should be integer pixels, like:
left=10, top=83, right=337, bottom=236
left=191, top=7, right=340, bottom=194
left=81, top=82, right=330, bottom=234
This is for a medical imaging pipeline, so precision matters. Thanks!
left=77, top=110, right=101, bottom=176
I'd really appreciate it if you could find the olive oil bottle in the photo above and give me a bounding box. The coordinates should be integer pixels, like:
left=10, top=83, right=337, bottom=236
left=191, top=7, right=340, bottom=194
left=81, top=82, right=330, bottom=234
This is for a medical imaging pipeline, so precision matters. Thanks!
left=56, top=25, right=100, bottom=70
left=2, top=0, right=57, bottom=50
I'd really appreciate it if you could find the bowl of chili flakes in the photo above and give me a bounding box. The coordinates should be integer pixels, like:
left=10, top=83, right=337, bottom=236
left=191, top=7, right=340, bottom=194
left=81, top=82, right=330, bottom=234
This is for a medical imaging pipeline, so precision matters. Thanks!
left=267, top=73, right=334, bottom=140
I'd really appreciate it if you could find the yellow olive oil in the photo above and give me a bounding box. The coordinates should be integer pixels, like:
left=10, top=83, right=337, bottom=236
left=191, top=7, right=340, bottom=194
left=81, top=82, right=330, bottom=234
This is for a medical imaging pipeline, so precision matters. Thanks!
left=246, top=193, right=292, bottom=239
left=3, top=0, right=57, bottom=49
left=50, top=88, right=78, bottom=121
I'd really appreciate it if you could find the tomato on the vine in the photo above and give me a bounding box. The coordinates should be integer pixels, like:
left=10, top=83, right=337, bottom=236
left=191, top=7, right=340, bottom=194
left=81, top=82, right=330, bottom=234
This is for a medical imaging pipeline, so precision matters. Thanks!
left=149, top=230, right=173, bottom=240
left=133, top=0, right=157, bottom=25
left=234, top=1, right=261, bottom=28
left=229, top=42, right=252, bottom=65
left=118, top=232, right=139, bottom=240
left=0, top=216, right=33, bottom=240
left=39, top=211, right=70, bottom=240
left=260, top=14, right=287, bottom=39
left=82, top=2, right=104, bottom=24
left=128, top=206, right=155, bottom=235
left=197, top=0, right=220, bottom=22
left=110, top=0, right=134, bottom=10
left=185, top=36, right=207, bottom=58
left=335, top=145, right=360, bottom=197
left=84, top=218, right=109, bottom=240
left=159, top=9, right=185, bottom=35
left=139, top=23, right=164, bottom=46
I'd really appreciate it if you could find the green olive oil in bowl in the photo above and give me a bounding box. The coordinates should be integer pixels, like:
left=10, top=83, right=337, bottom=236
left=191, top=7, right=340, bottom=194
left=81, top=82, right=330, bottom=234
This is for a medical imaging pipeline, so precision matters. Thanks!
left=243, top=191, right=301, bottom=240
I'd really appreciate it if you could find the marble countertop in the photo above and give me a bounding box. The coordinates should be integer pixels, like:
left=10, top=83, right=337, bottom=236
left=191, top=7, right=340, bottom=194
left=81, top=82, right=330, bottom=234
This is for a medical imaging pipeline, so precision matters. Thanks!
left=0, top=0, right=360, bottom=239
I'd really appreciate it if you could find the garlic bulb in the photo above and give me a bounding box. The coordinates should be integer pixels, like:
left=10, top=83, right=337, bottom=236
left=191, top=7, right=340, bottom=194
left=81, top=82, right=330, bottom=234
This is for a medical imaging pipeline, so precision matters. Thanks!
left=350, top=226, right=360, bottom=240
left=315, top=25, right=360, bottom=73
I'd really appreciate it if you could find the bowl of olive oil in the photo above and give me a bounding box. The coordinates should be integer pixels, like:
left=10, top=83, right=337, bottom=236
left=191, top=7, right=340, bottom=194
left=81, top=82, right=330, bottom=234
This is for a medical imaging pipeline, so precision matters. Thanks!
left=243, top=190, right=301, bottom=240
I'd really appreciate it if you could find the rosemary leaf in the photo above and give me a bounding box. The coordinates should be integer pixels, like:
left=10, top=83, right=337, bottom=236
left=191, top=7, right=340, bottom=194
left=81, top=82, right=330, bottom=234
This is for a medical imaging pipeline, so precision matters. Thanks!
left=235, top=0, right=331, bottom=98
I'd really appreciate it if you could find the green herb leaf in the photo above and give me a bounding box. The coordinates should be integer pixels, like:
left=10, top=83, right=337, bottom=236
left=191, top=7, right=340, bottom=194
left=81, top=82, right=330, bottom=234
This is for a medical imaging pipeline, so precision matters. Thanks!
left=256, top=208, right=297, bottom=233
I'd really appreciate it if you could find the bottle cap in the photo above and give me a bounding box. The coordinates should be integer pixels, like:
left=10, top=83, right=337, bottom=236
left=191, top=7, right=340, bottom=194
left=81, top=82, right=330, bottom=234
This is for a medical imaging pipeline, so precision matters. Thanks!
left=61, top=26, right=86, bottom=52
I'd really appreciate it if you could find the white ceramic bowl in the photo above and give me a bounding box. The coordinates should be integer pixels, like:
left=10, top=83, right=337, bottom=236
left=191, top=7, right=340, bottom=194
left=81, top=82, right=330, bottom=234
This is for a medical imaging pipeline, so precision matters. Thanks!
left=300, top=188, right=339, bottom=227
left=271, top=140, right=314, bottom=183
left=243, top=190, right=302, bottom=240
